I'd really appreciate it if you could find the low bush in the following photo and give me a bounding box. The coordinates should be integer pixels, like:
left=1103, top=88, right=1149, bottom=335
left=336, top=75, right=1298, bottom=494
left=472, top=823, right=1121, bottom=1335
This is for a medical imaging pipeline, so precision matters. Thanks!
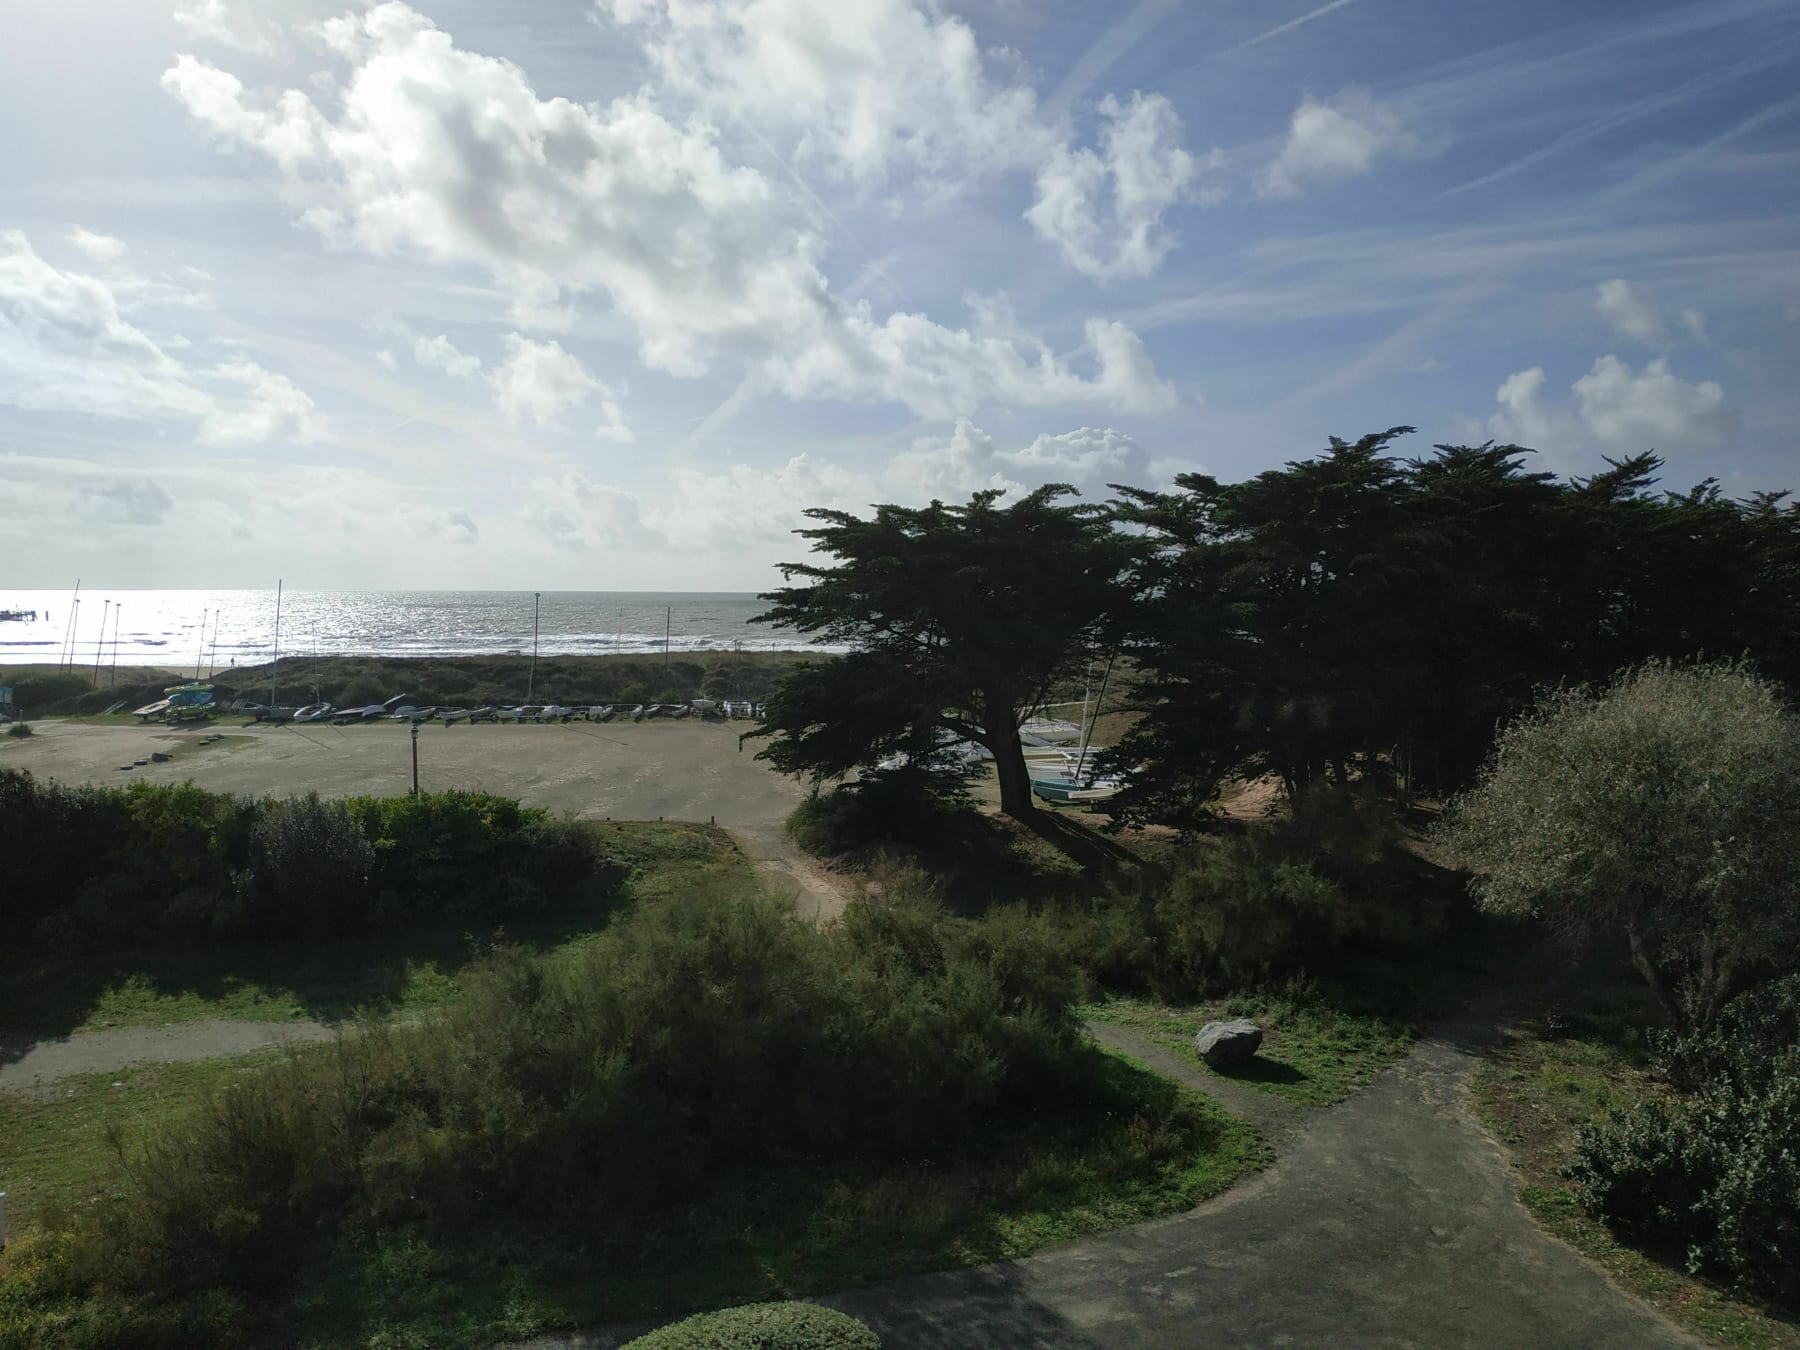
left=1569, top=977, right=1800, bottom=1304
left=0, top=770, right=622, bottom=950
left=5, top=720, right=31, bottom=737
left=1064, top=790, right=1452, bottom=1001
left=623, top=1301, right=880, bottom=1350
left=786, top=766, right=977, bottom=860
left=40, top=888, right=1095, bottom=1324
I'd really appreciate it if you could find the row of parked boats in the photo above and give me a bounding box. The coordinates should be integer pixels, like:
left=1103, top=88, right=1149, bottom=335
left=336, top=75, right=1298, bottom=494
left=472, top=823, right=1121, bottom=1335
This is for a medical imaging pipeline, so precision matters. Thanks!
left=229, top=695, right=766, bottom=725
left=128, top=685, right=766, bottom=726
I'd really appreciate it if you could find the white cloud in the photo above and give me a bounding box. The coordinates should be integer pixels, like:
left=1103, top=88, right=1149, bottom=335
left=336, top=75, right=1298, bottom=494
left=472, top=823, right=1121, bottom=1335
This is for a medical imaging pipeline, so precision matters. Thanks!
left=91, top=477, right=175, bottom=525
left=526, top=472, right=666, bottom=551
left=374, top=347, right=397, bottom=370
left=1595, top=278, right=1666, bottom=344
left=66, top=227, right=128, bottom=263
left=413, top=333, right=480, bottom=378
left=0, top=230, right=323, bottom=445
left=173, top=0, right=282, bottom=56
left=997, top=426, right=1136, bottom=478
left=1573, top=354, right=1733, bottom=456
left=435, top=508, right=480, bottom=545
left=1680, top=308, right=1709, bottom=343
left=163, top=3, right=1174, bottom=416
left=1028, top=93, right=1217, bottom=281
left=492, top=335, right=600, bottom=426
left=600, top=0, right=1044, bottom=183
left=1256, top=88, right=1421, bottom=198
left=490, top=334, right=634, bottom=441
left=1486, top=355, right=1734, bottom=462
left=1486, top=366, right=1581, bottom=459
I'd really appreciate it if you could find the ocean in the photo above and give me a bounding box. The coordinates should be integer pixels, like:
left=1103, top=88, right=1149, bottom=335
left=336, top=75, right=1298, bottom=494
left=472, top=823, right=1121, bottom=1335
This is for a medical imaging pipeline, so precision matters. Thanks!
left=0, top=590, right=836, bottom=669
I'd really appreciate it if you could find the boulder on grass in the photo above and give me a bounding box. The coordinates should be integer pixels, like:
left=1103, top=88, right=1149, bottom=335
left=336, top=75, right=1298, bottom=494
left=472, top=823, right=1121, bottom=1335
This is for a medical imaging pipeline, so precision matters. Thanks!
left=1195, top=1018, right=1263, bottom=1069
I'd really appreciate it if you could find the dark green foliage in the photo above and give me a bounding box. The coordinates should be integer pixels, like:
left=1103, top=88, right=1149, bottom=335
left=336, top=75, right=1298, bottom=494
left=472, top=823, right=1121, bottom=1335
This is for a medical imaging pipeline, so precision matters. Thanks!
left=236, top=793, right=375, bottom=936
left=0, top=770, right=621, bottom=950
left=1438, top=662, right=1800, bottom=1028
left=623, top=1301, right=879, bottom=1350
left=785, top=765, right=976, bottom=858
left=1109, top=436, right=1800, bottom=826
left=51, top=888, right=1095, bottom=1316
left=754, top=486, right=1132, bottom=818
left=5, top=721, right=31, bottom=737
left=1569, top=978, right=1800, bottom=1303
left=2, top=669, right=90, bottom=713
left=1069, top=791, right=1446, bottom=1000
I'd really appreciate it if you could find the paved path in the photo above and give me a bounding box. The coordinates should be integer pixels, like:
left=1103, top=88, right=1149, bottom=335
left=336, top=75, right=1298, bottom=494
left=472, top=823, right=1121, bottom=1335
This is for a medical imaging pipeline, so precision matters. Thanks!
left=0, top=1019, right=337, bottom=1096
left=530, top=991, right=1697, bottom=1350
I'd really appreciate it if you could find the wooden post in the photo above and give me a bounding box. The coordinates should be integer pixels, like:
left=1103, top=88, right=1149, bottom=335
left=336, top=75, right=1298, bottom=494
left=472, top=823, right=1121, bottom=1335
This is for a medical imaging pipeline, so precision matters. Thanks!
left=411, top=721, right=420, bottom=795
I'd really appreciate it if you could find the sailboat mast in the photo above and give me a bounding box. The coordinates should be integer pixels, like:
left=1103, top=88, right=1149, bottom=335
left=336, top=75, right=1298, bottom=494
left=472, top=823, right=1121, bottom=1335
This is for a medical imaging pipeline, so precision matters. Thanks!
left=1074, top=653, right=1115, bottom=781
left=59, top=579, right=80, bottom=669
left=93, top=599, right=111, bottom=685
left=110, top=605, right=122, bottom=687
left=270, top=580, right=283, bottom=708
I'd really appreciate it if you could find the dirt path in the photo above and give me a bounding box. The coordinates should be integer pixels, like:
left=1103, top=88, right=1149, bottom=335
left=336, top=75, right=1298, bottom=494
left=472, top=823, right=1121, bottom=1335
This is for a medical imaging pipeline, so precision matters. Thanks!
left=527, top=988, right=1697, bottom=1350
left=726, top=825, right=850, bottom=923
left=0, top=1019, right=336, bottom=1097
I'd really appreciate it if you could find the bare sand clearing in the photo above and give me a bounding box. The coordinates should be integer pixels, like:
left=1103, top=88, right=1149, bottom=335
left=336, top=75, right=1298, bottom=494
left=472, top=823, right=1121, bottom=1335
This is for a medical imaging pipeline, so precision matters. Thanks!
left=2, top=716, right=844, bottom=920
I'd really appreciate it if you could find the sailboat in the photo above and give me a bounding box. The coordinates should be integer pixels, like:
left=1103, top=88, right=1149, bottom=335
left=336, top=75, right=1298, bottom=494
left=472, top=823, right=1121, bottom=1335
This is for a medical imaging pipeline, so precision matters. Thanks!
left=1029, top=657, right=1121, bottom=804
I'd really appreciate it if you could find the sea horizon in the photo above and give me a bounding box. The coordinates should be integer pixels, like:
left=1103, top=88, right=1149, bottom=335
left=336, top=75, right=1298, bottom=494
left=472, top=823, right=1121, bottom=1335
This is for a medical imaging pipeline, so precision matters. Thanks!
left=0, top=589, right=840, bottom=668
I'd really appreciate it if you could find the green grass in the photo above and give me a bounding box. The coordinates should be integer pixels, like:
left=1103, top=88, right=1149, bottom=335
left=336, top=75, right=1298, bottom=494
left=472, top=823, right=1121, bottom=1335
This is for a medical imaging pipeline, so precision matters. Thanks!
left=1082, top=988, right=1412, bottom=1105
left=1470, top=962, right=1800, bottom=1350
left=1, top=1047, right=1265, bottom=1349
left=0, top=1058, right=285, bottom=1232
left=0, top=822, right=750, bottom=1041
left=288, top=1047, right=1268, bottom=1346
left=1081, top=930, right=1521, bottom=1106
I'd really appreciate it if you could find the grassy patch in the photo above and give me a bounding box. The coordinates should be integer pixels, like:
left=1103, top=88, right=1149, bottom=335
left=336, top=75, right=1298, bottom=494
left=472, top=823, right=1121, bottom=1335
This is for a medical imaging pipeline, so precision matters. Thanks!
left=0, top=1058, right=282, bottom=1232
left=1082, top=930, right=1520, bottom=1106
left=287, top=1047, right=1267, bottom=1347
left=1470, top=962, right=1800, bottom=1350
left=1083, top=988, right=1411, bottom=1105
left=0, top=821, right=749, bottom=1040
left=0, top=1047, right=1264, bottom=1349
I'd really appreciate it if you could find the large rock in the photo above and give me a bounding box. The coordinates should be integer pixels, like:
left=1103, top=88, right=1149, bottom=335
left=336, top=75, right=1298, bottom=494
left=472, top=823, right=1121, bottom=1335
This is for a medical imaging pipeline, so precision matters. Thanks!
left=1195, top=1018, right=1263, bottom=1069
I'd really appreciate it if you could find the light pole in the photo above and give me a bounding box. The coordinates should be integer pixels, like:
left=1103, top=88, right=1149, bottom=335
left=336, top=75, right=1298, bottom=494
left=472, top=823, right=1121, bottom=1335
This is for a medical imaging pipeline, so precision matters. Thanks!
left=528, top=591, right=540, bottom=702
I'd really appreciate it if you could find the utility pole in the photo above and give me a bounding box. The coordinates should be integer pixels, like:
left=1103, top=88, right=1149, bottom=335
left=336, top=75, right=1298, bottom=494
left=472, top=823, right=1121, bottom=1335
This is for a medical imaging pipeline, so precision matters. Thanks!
left=411, top=721, right=420, bottom=795
left=528, top=591, right=541, bottom=702
left=110, top=605, right=121, bottom=687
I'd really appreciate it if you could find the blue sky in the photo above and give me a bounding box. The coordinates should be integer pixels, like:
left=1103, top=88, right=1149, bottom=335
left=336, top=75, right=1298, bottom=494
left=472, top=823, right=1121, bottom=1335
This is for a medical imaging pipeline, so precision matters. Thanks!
left=2, top=0, right=1796, bottom=588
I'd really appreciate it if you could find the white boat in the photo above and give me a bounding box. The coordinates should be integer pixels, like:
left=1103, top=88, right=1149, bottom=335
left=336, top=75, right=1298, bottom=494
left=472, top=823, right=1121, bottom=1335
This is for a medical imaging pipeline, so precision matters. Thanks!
left=1018, top=717, right=1084, bottom=744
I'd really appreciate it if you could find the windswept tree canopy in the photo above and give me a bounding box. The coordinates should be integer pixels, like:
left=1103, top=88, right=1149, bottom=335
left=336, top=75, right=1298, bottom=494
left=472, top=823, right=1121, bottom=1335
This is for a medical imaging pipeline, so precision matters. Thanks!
left=752, top=486, right=1132, bottom=818
left=1438, top=661, right=1800, bottom=1028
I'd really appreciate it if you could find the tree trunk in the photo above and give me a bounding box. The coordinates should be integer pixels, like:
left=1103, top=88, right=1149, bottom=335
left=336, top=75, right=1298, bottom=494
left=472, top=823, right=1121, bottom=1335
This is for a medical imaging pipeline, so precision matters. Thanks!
left=989, top=714, right=1036, bottom=820
left=1626, top=920, right=1684, bottom=1027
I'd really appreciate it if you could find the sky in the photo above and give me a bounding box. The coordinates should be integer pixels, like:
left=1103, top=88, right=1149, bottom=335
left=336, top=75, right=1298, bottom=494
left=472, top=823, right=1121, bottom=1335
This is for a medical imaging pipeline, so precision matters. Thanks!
left=2, top=0, right=1797, bottom=590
